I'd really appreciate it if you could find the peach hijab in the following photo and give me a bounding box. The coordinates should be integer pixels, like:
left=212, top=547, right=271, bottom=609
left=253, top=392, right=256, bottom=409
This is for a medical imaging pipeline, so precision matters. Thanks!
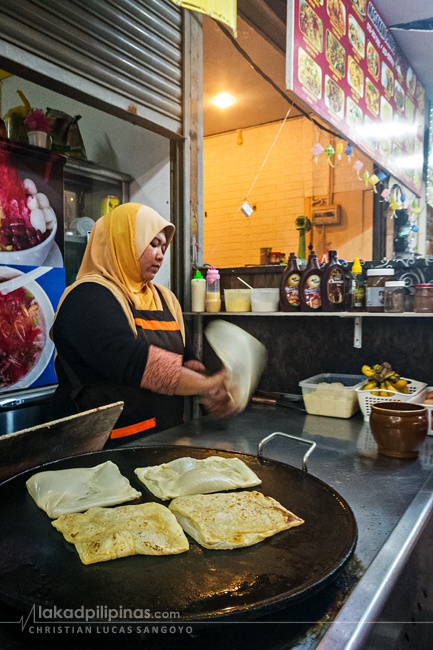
left=54, top=203, right=185, bottom=341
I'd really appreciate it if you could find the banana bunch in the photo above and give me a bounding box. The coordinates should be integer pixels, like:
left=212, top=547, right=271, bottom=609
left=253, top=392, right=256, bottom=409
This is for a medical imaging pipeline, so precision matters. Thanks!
left=361, top=362, right=409, bottom=396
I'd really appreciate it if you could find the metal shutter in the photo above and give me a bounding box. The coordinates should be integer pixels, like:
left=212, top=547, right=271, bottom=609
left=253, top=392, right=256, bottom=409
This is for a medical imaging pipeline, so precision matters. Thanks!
left=0, top=0, right=183, bottom=138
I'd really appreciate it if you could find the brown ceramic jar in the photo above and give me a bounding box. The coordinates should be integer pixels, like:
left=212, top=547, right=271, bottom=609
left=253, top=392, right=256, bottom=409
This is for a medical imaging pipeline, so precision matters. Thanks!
left=370, top=402, right=428, bottom=458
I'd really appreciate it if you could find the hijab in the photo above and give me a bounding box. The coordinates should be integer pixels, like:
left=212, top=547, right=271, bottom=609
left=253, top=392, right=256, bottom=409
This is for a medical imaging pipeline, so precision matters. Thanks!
left=54, top=203, right=185, bottom=342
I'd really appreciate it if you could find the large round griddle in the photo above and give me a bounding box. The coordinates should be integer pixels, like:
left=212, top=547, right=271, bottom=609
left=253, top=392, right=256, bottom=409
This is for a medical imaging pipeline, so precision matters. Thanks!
left=0, top=446, right=357, bottom=621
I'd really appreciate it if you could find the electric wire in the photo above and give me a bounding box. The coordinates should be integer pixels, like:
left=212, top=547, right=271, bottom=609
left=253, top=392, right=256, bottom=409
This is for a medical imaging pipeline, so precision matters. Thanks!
left=216, top=22, right=352, bottom=144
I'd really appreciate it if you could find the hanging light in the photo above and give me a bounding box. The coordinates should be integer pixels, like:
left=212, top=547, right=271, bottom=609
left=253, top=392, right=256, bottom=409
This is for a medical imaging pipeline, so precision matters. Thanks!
left=212, top=93, right=235, bottom=108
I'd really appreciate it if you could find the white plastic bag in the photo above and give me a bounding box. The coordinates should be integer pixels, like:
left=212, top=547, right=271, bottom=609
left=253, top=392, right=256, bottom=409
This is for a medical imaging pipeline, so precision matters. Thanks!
left=204, top=320, right=267, bottom=412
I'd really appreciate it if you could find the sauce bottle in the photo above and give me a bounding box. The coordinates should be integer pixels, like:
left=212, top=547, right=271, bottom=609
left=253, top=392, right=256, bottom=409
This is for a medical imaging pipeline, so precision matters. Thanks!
left=320, top=250, right=346, bottom=312
left=205, top=266, right=221, bottom=312
left=299, top=251, right=322, bottom=312
left=191, top=269, right=206, bottom=312
left=279, top=252, right=301, bottom=311
left=350, top=257, right=365, bottom=311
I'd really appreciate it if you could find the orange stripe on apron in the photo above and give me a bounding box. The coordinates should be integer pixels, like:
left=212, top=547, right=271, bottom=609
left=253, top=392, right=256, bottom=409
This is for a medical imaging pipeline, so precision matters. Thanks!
left=135, top=318, right=180, bottom=332
left=110, top=417, right=156, bottom=439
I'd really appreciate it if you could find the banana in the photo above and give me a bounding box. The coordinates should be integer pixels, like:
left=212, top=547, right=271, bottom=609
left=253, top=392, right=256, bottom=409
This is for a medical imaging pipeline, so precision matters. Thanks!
left=362, top=380, right=377, bottom=391
left=394, top=379, right=409, bottom=394
left=361, top=365, right=375, bottom=377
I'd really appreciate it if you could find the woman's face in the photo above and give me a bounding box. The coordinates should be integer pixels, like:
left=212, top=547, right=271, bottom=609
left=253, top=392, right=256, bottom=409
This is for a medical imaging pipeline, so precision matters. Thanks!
left=139, top=229, right=167, bottom=282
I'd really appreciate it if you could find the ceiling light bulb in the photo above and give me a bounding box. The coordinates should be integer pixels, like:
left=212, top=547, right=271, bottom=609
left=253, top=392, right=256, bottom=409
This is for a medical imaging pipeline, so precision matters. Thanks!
left=212, top=93, right=235, bottom=109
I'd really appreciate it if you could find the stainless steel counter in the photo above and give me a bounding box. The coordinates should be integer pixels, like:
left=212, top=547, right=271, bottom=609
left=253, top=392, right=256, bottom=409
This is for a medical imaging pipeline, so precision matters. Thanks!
left=0, top=404, right=431, bottom=650
left=126, top=404, right=433, bottom=650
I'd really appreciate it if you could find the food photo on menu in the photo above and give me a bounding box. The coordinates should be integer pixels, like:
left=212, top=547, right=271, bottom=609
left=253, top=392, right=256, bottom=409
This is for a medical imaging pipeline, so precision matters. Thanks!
left=298, top=47, right=322, bottom=99
left=406, top=67, right=416, bottom=97
left=394, top=79, right=405, bottom=112
left=367, top=41, right=380, bottom=80
left=347, top=96, right=363, bottom=129
left=299, top=0, right=323, bottom=52
left=348, top=56, right=364, bottom=97
left=348, top=14, right=365, bottom=58
left=327, top=0, right=346, bottom=36
left=365, top=78, right=379, bottom=116
left=325, top=76, right=345, bottom=118
left=326, top=29, right=345, bottom=76
left=381, top=62, right=394, bottom=97
left=351, top=0, right=367, bottom=19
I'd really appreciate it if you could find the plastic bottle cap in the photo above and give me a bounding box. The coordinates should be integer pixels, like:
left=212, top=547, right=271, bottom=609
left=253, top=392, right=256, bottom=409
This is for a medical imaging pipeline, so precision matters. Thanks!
left=194, top=270, right=204, bottom=279
left=206, top=266, right=220, bottom=282
left=351, top=257, right=362, bottom=274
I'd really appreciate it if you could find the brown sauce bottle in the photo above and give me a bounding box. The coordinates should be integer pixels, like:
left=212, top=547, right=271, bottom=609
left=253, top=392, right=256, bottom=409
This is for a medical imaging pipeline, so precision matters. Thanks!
left=279, top=253, right=301, bottom=311
left=299, top=251, right=322, bottom=312
left=320, top=250, right=346, bottom=312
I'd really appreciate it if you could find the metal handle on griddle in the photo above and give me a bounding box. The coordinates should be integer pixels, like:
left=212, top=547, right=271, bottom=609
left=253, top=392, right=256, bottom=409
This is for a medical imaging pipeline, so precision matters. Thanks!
left=257, top=432, right=316, bottom=472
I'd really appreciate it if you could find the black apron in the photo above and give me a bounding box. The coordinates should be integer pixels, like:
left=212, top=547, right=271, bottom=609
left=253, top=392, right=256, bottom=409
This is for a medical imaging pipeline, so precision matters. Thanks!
left=57, top=288, right=185, bottom=447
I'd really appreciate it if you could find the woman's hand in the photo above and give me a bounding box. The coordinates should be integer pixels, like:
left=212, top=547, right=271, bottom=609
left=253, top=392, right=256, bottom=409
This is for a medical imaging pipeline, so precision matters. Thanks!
left=174, top=366, right=238, bottom=417
left=200, top=369, right=239, bottom=418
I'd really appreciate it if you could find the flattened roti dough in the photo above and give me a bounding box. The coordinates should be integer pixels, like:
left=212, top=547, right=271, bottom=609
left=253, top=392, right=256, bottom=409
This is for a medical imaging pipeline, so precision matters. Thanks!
left=169, top=491, right=304, bottom=549
left=135, top=456, right=261, bottom=500
left=52, top=502, right=189, bottom=564
left=26, top=461, right=141, bottom=518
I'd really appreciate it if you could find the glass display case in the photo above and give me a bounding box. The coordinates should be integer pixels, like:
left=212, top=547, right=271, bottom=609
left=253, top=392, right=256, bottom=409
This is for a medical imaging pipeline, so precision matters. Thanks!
left=63, top=158, right=133, bottom=285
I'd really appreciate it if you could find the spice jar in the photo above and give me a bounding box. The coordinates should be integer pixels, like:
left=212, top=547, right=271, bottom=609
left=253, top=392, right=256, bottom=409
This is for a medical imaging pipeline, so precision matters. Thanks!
left=366, top=268, right=394, bottom=313
left=384, top=281, right=406, bottom=313
left=414, top=284, right=433, bottom=313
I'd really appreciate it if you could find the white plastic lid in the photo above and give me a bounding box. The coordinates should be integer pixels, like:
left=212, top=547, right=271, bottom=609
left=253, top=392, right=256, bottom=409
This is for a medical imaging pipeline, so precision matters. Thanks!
left=385, top=281, right=405, bottom=287
left=367, top=268, right=394, bottom=276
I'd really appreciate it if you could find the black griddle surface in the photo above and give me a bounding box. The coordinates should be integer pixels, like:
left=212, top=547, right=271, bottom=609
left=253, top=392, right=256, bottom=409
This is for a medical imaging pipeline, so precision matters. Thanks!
left=0, top=446, right=357, bottom=622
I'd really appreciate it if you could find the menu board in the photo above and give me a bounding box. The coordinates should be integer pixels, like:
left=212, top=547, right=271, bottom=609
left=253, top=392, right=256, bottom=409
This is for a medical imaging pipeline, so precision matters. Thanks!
left=287, top=0, right=425, bottom=195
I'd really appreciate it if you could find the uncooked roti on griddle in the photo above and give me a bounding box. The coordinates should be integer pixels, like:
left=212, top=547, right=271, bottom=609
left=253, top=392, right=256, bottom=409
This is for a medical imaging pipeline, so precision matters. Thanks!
left=169, top=490, right=304, bottom=549
left=134, top=456, right=262, bottom=500
left=26, top=461, right=141, bottom=518
left=52, top=502, right=189, bottom=565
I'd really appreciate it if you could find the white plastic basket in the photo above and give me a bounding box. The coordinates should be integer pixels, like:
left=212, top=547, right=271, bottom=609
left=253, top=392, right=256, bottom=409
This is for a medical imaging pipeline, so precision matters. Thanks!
left=408, top=386, right=433, bottom=436
left=356, top=378, right=427, bottom=422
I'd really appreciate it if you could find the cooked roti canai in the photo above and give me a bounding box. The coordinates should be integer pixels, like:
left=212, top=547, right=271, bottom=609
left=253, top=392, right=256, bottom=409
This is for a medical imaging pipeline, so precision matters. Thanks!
left=52, top=502, right=189, bottom=565
left=26, top=461, right=141, bottom=518
left=134, top=456, right=262, bottom=500
left=169, top=491, right=304, bottom=550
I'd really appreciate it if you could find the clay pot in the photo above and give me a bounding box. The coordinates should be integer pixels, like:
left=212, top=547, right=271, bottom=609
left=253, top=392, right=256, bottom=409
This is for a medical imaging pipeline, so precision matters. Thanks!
left=370, top=402, right=428, bottom=458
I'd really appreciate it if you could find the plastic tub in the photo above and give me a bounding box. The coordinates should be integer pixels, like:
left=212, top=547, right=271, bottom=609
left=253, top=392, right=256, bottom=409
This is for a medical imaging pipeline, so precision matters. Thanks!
left=251, top=288, right=280, bottom=312
left=224, top=289, right=251, bottom=312
left=299, top=373, right=366, bottom=419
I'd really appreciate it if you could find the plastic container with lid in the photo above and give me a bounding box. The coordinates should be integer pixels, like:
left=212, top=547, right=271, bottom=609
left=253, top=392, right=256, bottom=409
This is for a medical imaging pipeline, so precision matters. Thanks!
left=384, top=280, right=407, bottom=313
left=205, top=266, right=221, bottom=312
left=414, top=284, right=433, bottom=313
left=299, top=373, right=366, bottom=418
left=191, top=269, right=206, bottom=312
left=366, top=268, right=394, bottom=312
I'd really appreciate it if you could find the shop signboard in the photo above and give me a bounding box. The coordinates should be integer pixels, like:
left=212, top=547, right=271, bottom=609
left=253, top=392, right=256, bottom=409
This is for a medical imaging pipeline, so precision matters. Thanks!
left=286, top=0, right=425, bottom=195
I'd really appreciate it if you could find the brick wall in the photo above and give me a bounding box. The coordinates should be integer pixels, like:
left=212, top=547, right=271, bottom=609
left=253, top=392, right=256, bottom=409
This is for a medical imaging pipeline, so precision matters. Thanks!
left=203, top=116, right=373, bottom=267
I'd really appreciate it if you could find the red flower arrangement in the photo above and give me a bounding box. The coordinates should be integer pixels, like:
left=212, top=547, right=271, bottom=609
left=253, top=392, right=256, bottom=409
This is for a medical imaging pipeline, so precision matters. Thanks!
left=24, top=109, right=51, bottom=133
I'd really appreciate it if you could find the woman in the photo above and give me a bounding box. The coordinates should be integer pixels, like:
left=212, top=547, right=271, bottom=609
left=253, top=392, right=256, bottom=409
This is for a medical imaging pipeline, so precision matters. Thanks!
left=50, top=203, right=233, bottom=446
